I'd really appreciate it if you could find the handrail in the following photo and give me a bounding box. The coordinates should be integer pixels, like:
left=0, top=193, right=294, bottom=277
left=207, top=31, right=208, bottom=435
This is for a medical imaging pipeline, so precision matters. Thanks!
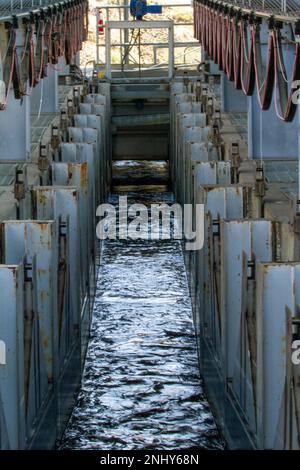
left=193, top=0, right=300, bottom=23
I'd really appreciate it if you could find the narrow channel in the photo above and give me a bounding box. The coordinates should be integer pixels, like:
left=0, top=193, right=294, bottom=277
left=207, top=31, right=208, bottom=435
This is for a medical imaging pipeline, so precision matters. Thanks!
left=60, top=161, right=223, bottom=450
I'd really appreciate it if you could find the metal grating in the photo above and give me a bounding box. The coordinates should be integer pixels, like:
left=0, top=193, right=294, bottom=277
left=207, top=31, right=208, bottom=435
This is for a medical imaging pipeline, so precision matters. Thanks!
left=223, top=1, right=300, bottom=16
left=280, top=186, right=298, bottom=199
left=264, top=158, right=298, bottom=183
left=0, top=162, right=18, bottom=185
left=31, top=112, right=56, bottom=152
left=58, top=85, right=73, bottom=105
left=0, top=1, right=69, bottom=19
left=227, top=112, right=248, bottom=143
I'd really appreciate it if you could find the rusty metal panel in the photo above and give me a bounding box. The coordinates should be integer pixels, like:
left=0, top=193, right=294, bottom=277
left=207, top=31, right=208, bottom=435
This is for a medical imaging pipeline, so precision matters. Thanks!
left=85, top=92, right=110, bottom=162
left=79, top=103, right=105, bottom=117
left=189, top=160, right=230, bottom=209
left=196, top=185, right=244, bottom=356
left=74, top=114, right=101, bottom=131
left=52, top=162, right=92, bottom=306
left=73, top=113, right=106, bottom=202
left=198, top=185, right=244, bottom=219
left=0, top=264, right=26, bottom=449
left=68, top=127, right=99, bottom=147
left=84, top=94, right=110, bottom=181
left=220, top=219, right=275, bottom=435
left=68, top=127, right=102, bottom=202
left=256, top=262, right=300, bottom=449
left=2, top=221, right=59, bottom=383
left=177, top=102, right=202, bottom=115
left=1, top=220, right=59, bottom=436
left=177, top=125, right=211, bottom=204
left=60, top=143, right=76, bottom=162
left=32, top=186, right=80, bottom=360
left=60, top=143, right=97, bottom=203
left=85, top=94, right=106, bottom=106
left=196, top=161, right=231, bottom=187
left=170, top=92, right=196, bottom=183
left=59, top=144, right=97, bottom=272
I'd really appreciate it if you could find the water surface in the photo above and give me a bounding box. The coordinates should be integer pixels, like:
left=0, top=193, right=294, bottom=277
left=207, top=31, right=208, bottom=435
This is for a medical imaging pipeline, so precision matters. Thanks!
left=60, top=163, right=223, bottom=450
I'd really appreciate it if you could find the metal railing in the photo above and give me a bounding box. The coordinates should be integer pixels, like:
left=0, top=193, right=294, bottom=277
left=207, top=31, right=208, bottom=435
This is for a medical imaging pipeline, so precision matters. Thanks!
left=205, top=0, right=300, bottom=16
left=0, top=0, right=70, bottom=20
left=95, top=2, right=200, bottom=79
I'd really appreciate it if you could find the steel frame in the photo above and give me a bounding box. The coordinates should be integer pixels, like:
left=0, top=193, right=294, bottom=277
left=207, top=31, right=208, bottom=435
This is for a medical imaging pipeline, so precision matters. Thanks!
left=104, top=20, right=175, bottom=80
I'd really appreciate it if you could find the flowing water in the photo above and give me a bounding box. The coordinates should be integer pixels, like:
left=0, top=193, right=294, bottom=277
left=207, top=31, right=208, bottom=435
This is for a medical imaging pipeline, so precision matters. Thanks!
left=60, top=161, right=223, bottom=450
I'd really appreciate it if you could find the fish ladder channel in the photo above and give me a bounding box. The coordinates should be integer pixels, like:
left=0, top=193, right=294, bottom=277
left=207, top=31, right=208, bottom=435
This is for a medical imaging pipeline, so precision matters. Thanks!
left=60, top=188, right=223, bottom=450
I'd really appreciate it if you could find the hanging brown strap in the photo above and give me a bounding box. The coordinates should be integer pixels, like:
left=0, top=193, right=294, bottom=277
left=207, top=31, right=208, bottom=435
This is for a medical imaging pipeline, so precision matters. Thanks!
left=253, top=22, right=275, bottom=110
left=274, top=27, right=300, bottom=122
left=233, top=19, right=242, bottom=89
left=34, top=17, right=45, bottom=85
left=240, top=21, right=255, bottom=95
left=19, top=19, right=35, bottom=96
left=3, top=24, right=21, bottom=104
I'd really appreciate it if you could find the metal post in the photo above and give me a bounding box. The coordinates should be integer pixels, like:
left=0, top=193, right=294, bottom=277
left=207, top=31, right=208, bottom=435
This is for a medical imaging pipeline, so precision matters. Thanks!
left=221, top=72, right=247, bottom=112
left=0, top=91, right=30, bottom=160
left=96, top=7, right=99, bottom=66
left=124, top=0, right=129, bottom=65
left=168, top=22, right=174, bottom=80
left=105, top=22, right=111, bottom=80
left=30, top=66, right=58, bottom=114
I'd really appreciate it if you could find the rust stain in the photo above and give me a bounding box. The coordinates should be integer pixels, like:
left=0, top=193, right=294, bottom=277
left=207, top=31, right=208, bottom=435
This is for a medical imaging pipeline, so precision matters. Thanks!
left=37, top=222, right=49, bottom=231
left=43, top=336, right=49, bottom=350
left=37, top=190, right=47, bottom=206
left=39, top=289, right=49, bottom=303
left=37, top=268, right=48, bottom=276
left=80, top=162, right=88, bottom=188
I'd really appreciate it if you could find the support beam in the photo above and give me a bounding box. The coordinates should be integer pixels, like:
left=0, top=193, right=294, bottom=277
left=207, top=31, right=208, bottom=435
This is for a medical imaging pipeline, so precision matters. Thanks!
left=31, top=66, right=59, bottom=114
left=247, top=21, right=298, bottom=159
left=105, top=20, right=174, bottom=79
left=57, top=56, right=70, bottom=76
left=248, top=88, right=298, bottom=159
left=0, top=92, right=30, bottom=160
left=0, top=27, right=31, bottom=161
left=221, top=73, right=247, bottom=113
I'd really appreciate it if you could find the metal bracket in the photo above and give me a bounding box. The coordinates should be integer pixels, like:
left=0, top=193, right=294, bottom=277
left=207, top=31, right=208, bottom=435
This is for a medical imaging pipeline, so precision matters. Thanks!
left=212, top=218, right=220, bottom=237
left=294, top=202, right=300, bottom=235
left=247, top=260, right=256, bottom=280
left=24, top=263, right=33, bottom=282
left=51, top=125, right=60, bottom=150
left=14, top=168, right=26, bottom=201
left=230, top=142, right=240, bottom=183
left=255, top=166, right=266, bottom=198
left=38, top=143, right=49, bottom=172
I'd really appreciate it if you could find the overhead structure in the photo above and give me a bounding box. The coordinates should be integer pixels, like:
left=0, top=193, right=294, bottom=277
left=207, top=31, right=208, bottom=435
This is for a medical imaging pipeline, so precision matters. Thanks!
left=0, top=0, right=89, bottom=110
left=193, top=0, right=300, bottom=121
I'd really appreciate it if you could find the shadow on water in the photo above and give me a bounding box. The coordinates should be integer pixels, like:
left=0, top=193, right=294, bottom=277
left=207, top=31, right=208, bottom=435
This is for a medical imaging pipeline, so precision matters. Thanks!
left=59, top=161, right=224, bottom=450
